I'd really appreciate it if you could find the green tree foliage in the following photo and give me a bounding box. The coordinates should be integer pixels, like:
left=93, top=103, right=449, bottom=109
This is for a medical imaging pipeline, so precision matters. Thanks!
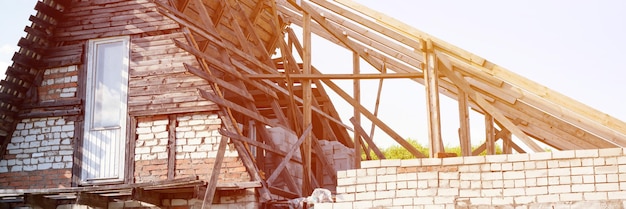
left=361, top=139, right=504, bottom=160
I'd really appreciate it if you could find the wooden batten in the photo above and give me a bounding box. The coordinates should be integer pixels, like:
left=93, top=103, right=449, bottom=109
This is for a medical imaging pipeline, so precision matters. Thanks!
left=353, top=52, right=362, bottom=167
left=422, top=39, right=444, bottom=157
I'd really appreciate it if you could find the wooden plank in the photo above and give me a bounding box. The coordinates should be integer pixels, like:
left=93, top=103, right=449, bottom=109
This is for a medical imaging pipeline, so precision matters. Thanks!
left=167, top=115, right=176, bottom=180
left=132, top=188, right=161, bottom=206
left=183, top=64, right=254, bottom=102
left=422, top=40, right=443, bottom=157
left=353, top=52, right=362, bottom=167
left=200, top=134, right=229, bottom=209
left=458, top=88, right=471, bottom=156
left=502, top=130, right=513, bottom=154
left=34, top=1, right=64, bottom=19
left=302, top=10, right=313, bottom=195
left=485, top=114, right=496, bottom=155
left=198, top=89, right=279, bottom=128
left=350, top=117, right=385, bottom=160
left=24, top=194, right=58, bottom=209
left=266, top=125, right=312, bottom=184
left=219, top=128, right=303, bottom=164
left=124, top=117, right=137, bottom=184
left=246, top=72, right=423, bottom=80
left=437, top=54, right=544, bottom=152
left=318, top=73, right=426, bottom=158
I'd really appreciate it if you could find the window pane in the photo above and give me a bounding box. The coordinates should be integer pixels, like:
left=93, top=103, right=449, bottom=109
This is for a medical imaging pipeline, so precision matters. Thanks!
left=93, top=41, right=124, bottom=128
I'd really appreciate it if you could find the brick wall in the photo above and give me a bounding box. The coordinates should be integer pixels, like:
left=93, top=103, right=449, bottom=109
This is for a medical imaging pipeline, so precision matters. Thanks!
left=0, top=117, right=74, bottom=189
left=134, top=113, right=250, bottom=183
left=317, top=148, right=626, bottom=209
left=38, top=66, right=79, bottom=101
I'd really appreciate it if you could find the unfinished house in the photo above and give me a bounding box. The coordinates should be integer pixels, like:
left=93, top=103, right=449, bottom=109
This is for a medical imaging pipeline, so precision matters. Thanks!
left=0, top=0, right=625, bottom=208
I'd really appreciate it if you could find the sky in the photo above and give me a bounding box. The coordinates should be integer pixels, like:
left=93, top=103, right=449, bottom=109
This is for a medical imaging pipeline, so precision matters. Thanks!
left=0, top=0, right=625, bottom=150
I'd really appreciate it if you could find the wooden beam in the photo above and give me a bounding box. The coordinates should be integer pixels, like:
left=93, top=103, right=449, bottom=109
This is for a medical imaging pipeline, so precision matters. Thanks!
left=266, top=125, right=312, bottom=184
left=503, top=130, right=513, bottom=154
left=485, top=114, right=496, bottom=155
left=25, top=194, right=58, bottom=209
left=353, top=52, right=362, bottom=167
left=458, top=88, right=471, bottom=156
left=219, top=128, right=302, bottom=164
left=302, top=10, right=313, bottom=196
left=246, top=72, right=423, bottom=80
left=198, top=89, right=279, bottom=128
left=350, top=117, right=385, bottom=160
left=167, top=115, right=176, bottom=180
left=132, top=188, right=161, bottom=206
left=437, top=53, right=544, bottom=152
left=421, top=40, right=443, bottom=157
left=201, top=134, right=229, bottom=209
left=76, top=192, right=108, bottom=208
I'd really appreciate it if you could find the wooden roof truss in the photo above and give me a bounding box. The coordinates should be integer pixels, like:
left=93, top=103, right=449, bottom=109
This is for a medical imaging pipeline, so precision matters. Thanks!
left=1, top=0, right=626, bottom=205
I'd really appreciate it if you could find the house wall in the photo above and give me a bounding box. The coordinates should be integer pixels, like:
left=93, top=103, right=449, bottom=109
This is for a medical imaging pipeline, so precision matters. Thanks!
left=316, top=148, right=626, bottom=209
left=134, top=113, right=251, bottom=183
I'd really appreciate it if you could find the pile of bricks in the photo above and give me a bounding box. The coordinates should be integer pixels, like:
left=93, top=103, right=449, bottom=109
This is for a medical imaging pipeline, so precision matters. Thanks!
left=267, top=127, right=303, bottom=190
left=317, top=148, right=626, bottom=208
left=319, top=140, right=354, bottom=190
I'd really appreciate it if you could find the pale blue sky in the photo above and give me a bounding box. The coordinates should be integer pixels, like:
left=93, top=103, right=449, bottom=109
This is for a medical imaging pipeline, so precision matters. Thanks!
left=1, top=1, right=625, bottom=150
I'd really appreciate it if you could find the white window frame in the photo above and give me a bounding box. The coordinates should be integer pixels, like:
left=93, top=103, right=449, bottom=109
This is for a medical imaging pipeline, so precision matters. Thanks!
left=81, top=36, right=130, bottom=184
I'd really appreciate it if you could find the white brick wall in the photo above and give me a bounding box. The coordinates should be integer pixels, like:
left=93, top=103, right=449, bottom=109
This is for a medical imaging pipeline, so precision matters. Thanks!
left=41, top=66, right=79, bottom=99
left=174, top=114, right=233, bottom=160
left=0, top=117, right=74, bottom=173
left=323, top=148, right=626, bottom=208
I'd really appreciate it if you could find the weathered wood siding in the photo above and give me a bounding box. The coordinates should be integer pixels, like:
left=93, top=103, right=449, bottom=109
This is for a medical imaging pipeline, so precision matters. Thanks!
left=42, top=0, right=216, bottom=116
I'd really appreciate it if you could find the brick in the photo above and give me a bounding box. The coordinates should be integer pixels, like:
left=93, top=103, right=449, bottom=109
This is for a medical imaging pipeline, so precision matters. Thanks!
left=548, top=168, right=570, bottom=176
left=507, top=153, right=529, bottom=162
left=417, top=188, right=437, bottom=197
left=361, top=160, right=380, bottom=168
left=607, top=191, right=626, bottom=199
left=396, top=189, right=417, bottom=197
left=599, top=148, right=623, bottom=157
left=357, top=176, right=376, bottom=184
left=503, top=171, right=524, bottom=179
left=460, top=173, right=480, bottom=181
left=525, top=169, right=548, bottom=178
left=434, top=196, right=455, bottom=204
left=337, top=177, right=356, bottom=186
left=333, top=202, right=353, bottom=208
left=421, top=158, right=442, bottom=166
left=442, top=157, right=463, bottom=165
left=377, top=175, right=396, bottom=183
left=418, top=172, right=438, bottom=180
left=571, top=167, right=594, bottom=175
left=537, top=194, right=559, bottom=203
left=380, top=159, right=401, bottom=167
left=548, top=185, right=570, bottom=194
left=481, top=172, right=502, bottom=180
left=437, top=188, right=458, bottom=196
left=491, top=197, right=514, bottom=205
left=596, top=183, right=619, bottom=191
left=485, top=155, right=507, bottom=163
left=375, top=190, right=395, bottom=199
left=583, top=192, right=607, bottom=200
left=313, top=203, right=333, bottom=209
left=335, top=193, right=354, bottom=202
left=503, top=188, right=525, bottom=196
left=400, top=159, right=420, bottom=167
left=559, top=193, right=583, bottom=202
left=459, top=189, right=480, bottom=198
left=514, top=196, right=536, bottom=204
left=463, top=156, right=486, bottom=164
left=437, top=172, right=458, bottom=180
left=595, top=165, right=618, bottom=174
left=413, top=197, right=434, bottom=205
left=353, top=201, right=372, bottom=209
left=575, top=149, right=599, bottom=158
left=392, top=197, right=413, bottom=206
left=526, top=187, right=548, bottom=195
left=372, top=199, right=393, bottom=208
left=469, top=197, right=491, bottom=205
left=355, top=192, right=376, bottom=200
left=552, top=150, right=575, bottom=159
left=530, top=152, right=552, bottom=161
